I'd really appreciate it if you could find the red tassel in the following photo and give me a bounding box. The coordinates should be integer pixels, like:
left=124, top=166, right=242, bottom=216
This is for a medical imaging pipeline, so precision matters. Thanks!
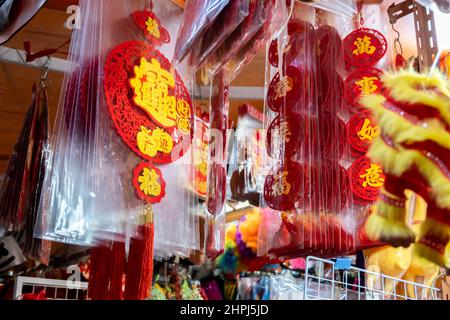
left=124, top=223, right=155, bottom=300
left=110, top=241, right=126, bottom=300
left=88, top=241, right=126, bottom=300
left=88, top=246, right=112, bottom=300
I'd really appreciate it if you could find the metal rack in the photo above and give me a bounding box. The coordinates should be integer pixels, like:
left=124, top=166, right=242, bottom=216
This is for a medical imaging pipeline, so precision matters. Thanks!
left=304, top=256, right=442, bottom=300
left=13, top=276, right=88, bottom=300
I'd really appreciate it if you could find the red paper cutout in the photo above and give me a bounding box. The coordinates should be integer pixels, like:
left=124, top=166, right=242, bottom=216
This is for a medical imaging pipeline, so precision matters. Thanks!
left=132, top=10, right=170, bottom=46
left=349, top=156, right=385, bottom=202
left=345, top=67, right=384, bottom=109
left=268, top=19, right=314, bottom=68
left=266, top=112, right=303, bottom=159
left=317, top=112, right=347, bottom=159
left=348, top=111, right=379, bottom=154
left=318, top=70, right=344, bottom=112
left=264, top=161, right=305, bottom=211
left=343, top=28, right=387, bottom=67
left=267, top=66, right=303, bottom=113
left=317, top=25, right=343, bottom=70
left=104, top=41, right=193, bottom=164
left=132, top=162, right=166, bottom=204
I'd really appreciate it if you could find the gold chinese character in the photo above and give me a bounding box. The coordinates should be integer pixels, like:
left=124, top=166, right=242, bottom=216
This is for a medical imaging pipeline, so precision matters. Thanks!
left=146, top=18, right=161, bottom=39
left=274, top=77, right=293, bottom=100
left=355, top=76, right=379, bottom=96
left=137, top=126, right=174, bottom=157
left=130, top=57, right=177, bottom=128
left=274, top=121, right=292, bottom=143
left=271, top=171, right=292, bottom=197
left=138, top=167, right=162, bottom=197
left=360, top=164, right=384, bottom=188
left=353, top=36, right=376, bottom=55
left=357, top=119, right=379, bottom=141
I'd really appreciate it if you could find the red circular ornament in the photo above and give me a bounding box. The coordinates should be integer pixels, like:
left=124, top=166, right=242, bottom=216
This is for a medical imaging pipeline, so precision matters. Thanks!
left=264, top=161, right=305, bottom=211
left=132, top=10, right=170, bottom=46
left=318, top=70, right=344, bottom=112
left=345, top=67, right=383, bottom=109
left=269, top=19, right=315, bottom=68
left=267, top=66, right=303, bottom=113
left=266, top=113, right=304, bottom=159
left=207, top=163, right=227, bottom=215
left=348, top=111, right=379, bottom=155
left=349, top=156, right=385, bottom=202
left=133, top=162, right=166, bottom=204
left=317, top=113, right=347, bottom=159
left=317, top=25, right=343, bottom=70
left=343, top=28, right=387, bottom=67
left=104, top=41, right=193, bottom=164
left=306, top=162, right=349, bottom=212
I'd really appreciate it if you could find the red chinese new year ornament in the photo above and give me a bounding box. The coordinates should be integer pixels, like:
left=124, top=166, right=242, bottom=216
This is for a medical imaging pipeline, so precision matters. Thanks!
left=348, top=111, right=379, bottom=155
left=343, top=28, right=387, bottom=67
left=316, top=25, right=343, bottom=70
left=266, top=113, right=303, bottom=160
left=269, top=19, right=315, bottom=68
left=264, top=161, right=305, bottom=211
left=267, top=66, right=303, bottom=113
left=132, top=10, right=170, bottom=46
left=133, top=162, right=166, bottom=204
left=349, top=156, right=385, bottom=203
left=104, top=41, right=193, bottom=164
left=345, top=67, right=384, bottom=109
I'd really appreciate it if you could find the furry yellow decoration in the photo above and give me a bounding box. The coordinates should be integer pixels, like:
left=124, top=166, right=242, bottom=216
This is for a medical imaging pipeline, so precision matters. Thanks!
left=362, top=69, right=450, bottom=269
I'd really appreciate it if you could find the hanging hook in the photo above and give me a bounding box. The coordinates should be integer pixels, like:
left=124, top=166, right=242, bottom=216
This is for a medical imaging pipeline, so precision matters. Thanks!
left=391, top=22, right=403, bottom=56
left=39, top=56, right=51, bottom=89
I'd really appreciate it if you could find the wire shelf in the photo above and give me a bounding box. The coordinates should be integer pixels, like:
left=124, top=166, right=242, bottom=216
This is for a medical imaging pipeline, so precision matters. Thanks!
left=304, top=256, right=442, bottom=300
left=13, top=276, right=88, bottom=300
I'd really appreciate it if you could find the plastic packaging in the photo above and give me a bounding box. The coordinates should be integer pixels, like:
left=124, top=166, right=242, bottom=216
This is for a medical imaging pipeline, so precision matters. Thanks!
left=205, top=71, right=229, bottom=259
left=35, top=0, right=201, bottom=260
left=258, top=1, right=361, bottom=260
left=173, top=0, right=230, bottom=64
left=204, top=0, right=272, bottom=77
left=192, top=0, right=250, bottom=69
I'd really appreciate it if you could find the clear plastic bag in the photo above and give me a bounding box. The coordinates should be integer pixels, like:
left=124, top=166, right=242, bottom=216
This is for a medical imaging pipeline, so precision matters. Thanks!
left=258, top=1, right=360, bottom=260
left=173, top=0, right=230, bottom=64
left=191, top=0, right=250, bottom=69
left=35, top=0, right=201, bottom=260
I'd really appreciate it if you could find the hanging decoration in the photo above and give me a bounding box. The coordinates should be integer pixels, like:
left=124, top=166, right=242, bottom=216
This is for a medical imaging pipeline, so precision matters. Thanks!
left=345, top=67, right=384, bottom=109
left=104, top=7, right=193, bottom=204
left=343, top=27, right=387, bottom=68
left=132, top=9, right=171, bottom=46
left=104, top=41, right=193, bottom=165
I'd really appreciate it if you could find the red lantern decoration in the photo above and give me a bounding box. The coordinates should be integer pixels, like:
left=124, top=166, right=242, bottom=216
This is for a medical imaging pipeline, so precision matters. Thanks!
left=343, top=28, right=387, bottom=67
left=345, top=67, right=384, bottom=109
